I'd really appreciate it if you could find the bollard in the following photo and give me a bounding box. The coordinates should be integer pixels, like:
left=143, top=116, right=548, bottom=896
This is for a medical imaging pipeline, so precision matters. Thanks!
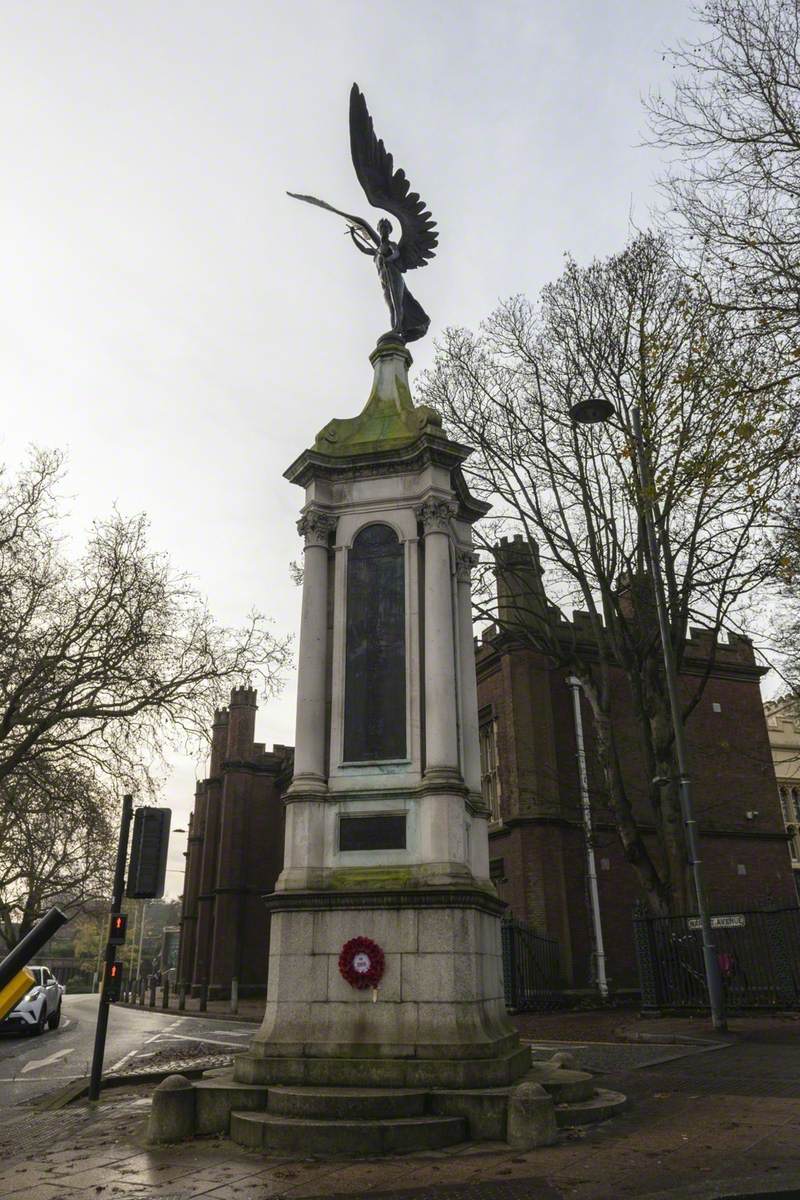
left=139, top=977, right=145, bottom=1006
left=147, top=1074, right=196, bottom=1143
left=149, top=978, right=156, bottom=1008
left=506, top=1081, right=558, bottom=1149
left=199, top=982, right=208, bottom=1013
left=162, top=977, right=170, bottom=1010
left=178, top=983, right=186, bottom=1011
left=230, top=977, right=239, bottom=1015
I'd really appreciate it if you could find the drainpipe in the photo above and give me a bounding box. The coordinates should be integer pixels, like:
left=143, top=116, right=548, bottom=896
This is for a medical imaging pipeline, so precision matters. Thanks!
left=566, top=676, right=609, bottom=999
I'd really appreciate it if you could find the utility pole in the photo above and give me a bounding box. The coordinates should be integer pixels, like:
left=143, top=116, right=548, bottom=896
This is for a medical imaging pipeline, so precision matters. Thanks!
left=136, top=899, right=147, bottom=978
left=566, top=676, right=608, bottom=999
left=631, top=407, right=726, bottom=1032
left=89, top=793, right=133, bottom=1101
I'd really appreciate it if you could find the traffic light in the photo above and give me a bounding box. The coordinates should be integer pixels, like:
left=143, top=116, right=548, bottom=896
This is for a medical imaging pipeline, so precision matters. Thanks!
left=108, top=913, right=128, bottom=945
left=105, top=959, right=123, bottom=1002
left=126, top=807, right=171, bottom=899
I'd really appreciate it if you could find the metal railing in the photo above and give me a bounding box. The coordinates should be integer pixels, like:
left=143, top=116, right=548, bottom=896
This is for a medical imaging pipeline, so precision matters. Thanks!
left=633, top=903, right=800, bottom=1011
left=501, top=915, right=563, bottom=1011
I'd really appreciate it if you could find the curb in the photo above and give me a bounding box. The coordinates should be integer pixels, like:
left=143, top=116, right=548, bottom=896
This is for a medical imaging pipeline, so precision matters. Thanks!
left=114, top=1000, right=262, bottom=1025
left=616, top=1028, right=729, bottom=1046
left=32, top=1057, right=233, bottom=1111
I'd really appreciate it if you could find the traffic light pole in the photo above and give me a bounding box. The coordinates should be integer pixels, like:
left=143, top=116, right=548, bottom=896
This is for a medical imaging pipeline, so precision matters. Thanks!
left=88, top=793, right=133, bottom=1102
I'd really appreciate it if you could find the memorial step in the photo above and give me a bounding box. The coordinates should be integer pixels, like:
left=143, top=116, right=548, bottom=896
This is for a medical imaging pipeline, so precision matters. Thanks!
left=267, top=1085, right=427, bottom=1120
left=234, top=1045, right=531, bottom=1089
left=554, top=1087, right=628, bottom=1128
left=534, top=1067, right=595, bottom=1105
left=230, top=1110, right=468, bottom=1156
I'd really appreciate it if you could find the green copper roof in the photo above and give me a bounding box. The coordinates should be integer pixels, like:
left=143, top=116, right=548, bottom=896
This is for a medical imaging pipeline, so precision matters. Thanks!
left=313, top=341, right=444, bottom=458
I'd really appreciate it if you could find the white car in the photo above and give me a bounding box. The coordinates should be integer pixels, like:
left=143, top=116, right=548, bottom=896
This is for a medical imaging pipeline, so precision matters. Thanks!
left=1, top=965, right=62, bottom=1035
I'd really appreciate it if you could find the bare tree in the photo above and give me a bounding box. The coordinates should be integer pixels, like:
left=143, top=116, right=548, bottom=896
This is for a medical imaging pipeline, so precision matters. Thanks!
left=647, top=0, right=800, bottom=353
left=773, top=496, right=800, bottom=698
left=0, top=760, right=114, bottom=949
left=0, top=449, right=291, bottom=792
left=420, top=232, right=797, bottom=914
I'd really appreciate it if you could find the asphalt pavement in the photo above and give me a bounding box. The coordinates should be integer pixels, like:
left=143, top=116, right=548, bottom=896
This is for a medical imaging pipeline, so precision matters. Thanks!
left=0, top=991, right=259, bottom=1106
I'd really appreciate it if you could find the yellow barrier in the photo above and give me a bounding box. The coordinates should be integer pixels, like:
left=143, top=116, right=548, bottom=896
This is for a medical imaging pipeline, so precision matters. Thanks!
left=0, top=967, right=36, bottom=1022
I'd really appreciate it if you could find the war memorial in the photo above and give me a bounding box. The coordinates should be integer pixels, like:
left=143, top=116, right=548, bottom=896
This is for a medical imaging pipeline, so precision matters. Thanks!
left=150, top=84, right=623, bottom=1155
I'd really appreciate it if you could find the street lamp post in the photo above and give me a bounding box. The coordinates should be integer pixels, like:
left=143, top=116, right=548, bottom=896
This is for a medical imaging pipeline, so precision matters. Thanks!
left=570, top=397, right=727, bottom=1032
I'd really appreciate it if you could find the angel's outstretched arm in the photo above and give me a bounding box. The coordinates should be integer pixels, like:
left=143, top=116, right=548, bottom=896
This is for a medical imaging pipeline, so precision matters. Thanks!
left=349, top=227, right=376, bottom=255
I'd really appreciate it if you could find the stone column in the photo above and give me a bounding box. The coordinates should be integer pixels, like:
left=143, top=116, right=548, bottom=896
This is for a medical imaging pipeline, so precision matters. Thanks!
left=416, top=498, right=460, bottom=782
left=456, top=548, right=482, bottom=800
left=289, top=508, right=336, bottom=794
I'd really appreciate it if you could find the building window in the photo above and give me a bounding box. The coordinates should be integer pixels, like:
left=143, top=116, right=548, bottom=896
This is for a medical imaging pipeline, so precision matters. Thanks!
left=779, top=786, right=800, bottom=864
left=489, top=856, right=506, bottom=883
left=344, top=524, right=406, bottom=761
left=479, top=718, right=501, bottom=822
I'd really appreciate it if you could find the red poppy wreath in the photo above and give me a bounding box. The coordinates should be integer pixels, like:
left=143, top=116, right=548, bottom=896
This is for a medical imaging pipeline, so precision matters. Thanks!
left=338, top=936, right=385, bottom=990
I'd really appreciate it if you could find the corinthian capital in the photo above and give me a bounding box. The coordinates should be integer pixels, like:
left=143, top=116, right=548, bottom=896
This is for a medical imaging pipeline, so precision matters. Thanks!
left=297, top=508, right=337, bottom=548
left=455, top=549, right=479, bottom=582
left=414, top=497, right=458, bottom=534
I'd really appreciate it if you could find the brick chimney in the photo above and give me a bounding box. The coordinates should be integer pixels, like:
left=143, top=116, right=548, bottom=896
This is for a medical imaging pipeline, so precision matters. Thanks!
left=494, top=535, right=549, bottom=634
left=615, top=571, right=657, bottom=634
left=209, top=707, right=230, bottom=776
left=226, top=687, right=258, bottom=761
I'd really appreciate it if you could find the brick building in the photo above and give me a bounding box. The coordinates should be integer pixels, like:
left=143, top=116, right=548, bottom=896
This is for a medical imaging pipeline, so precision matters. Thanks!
left=766, top=696, right=800, bottom=901
left=177, top=568, right=795, bottom=1003
left=476, top=537, right=796, bottom=993
left=176, top=688, right=292, bottom=999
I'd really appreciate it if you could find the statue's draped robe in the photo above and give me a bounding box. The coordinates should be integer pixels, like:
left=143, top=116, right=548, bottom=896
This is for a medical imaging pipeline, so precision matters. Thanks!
left=377, top=253, right=430, bottom=343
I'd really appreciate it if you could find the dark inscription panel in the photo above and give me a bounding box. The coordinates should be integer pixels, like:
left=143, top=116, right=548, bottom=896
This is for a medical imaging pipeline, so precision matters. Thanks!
left=339, top=813, right=407, bottom=852
left=343, top=524, right=406, bottom=761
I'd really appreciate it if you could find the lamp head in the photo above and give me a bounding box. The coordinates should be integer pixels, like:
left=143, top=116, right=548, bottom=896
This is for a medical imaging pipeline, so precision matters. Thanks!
left=569, top=397, right=615, bottom=425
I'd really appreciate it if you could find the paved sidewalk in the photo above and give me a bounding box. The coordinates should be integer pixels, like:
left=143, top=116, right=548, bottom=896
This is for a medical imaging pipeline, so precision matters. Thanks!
left=0, top=1016, right=798, bottom=1200
left=115, top=994, right=264, bottom=1024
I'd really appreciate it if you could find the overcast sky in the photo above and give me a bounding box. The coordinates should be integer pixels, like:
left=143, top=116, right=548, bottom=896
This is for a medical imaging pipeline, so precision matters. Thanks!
left=1, top=0, right=704, bottom=895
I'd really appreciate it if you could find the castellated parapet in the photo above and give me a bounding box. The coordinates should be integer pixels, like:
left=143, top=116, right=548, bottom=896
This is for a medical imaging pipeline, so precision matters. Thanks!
left=177, top=688, right=292, bottom=1001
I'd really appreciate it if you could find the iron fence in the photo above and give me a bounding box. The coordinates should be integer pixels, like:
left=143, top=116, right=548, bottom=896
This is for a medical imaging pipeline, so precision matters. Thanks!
left=633, top=903, right=800, bottom=1011
left=501, top=915, right=563, bottom=1011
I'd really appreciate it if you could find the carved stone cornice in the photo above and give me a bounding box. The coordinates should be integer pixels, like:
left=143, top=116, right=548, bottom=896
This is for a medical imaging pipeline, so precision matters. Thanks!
left=264, top=886, right=507, bottom=918
left=414, top=497, right=458, bottom=534
left=456, top=549, right=479, bottom=582
left=297, top=508, right=337, bottom=548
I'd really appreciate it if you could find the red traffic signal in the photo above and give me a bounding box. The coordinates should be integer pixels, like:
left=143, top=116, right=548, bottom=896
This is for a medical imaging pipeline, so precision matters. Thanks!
left=106, top=959, right=123, bottom=1002
left=108, top=913, right=128, bottom=945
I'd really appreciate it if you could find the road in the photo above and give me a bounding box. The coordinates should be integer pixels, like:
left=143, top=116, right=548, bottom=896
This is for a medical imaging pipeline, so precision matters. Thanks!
left=0, top=992, right=259, bottom=1106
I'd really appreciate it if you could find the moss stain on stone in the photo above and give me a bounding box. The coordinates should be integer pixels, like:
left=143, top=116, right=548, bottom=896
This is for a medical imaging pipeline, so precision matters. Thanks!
left=329, top=866, right=415, bottom=891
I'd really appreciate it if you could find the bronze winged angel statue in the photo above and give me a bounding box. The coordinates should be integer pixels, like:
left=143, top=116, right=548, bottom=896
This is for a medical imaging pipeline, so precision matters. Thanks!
left=289, top=84, right=438, bottom=344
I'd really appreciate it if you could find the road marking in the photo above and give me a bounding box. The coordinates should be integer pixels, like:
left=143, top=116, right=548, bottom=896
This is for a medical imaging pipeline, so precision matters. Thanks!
left=107, top=1018, right=185, bottom=1073
left=209, top=1029, right=250, bottom=1036
left=61, top=1019, right=71, bottom=1030
left=21, top=1048, right=75, bottom=1074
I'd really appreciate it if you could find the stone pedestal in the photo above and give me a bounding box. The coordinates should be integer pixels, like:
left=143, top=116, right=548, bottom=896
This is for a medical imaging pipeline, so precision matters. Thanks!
left=235, top=342, right=526, bottom=1090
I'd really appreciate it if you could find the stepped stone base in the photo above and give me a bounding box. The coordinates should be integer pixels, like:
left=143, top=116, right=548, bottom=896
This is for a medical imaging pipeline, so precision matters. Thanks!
left=148, top=1052, right=627, bottom=1154
left=234, top=1045, right=531, bottom=1089
left=231, top=1110, right=468, bottom=1156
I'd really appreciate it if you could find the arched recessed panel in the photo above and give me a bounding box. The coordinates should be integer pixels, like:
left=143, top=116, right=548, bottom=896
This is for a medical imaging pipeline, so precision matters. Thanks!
left=344, top=524, right=406, bottom=761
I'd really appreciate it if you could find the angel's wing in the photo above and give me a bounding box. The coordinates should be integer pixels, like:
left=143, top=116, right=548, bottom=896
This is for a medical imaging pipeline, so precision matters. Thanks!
left=287, top=192, right=379, bottom=244
left=349, top=84, right=438, bottom=272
